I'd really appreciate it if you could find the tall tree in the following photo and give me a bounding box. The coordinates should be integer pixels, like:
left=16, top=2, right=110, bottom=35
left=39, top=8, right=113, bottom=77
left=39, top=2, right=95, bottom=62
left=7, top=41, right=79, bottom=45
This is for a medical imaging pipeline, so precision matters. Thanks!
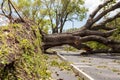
left=4, top=0, right=87, bottom=33
left=42, top=0, right=87, bottom=33
left=14, top=0, right=45, bottom=22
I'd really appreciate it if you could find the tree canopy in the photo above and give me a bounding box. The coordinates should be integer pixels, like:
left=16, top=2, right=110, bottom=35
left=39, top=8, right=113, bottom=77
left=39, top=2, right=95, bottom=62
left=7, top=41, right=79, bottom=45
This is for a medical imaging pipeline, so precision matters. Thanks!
left=1, top=0, right=87, bottom=33
left=42, top=0, right=87, bottom=33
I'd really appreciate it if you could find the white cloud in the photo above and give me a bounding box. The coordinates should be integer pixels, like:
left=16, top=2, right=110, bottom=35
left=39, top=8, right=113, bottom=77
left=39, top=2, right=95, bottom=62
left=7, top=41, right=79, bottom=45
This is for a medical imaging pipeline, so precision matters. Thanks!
left=84, top=0, right=120, bottom=15
left=64, top=0, right=120, bottom=29
left=84, top=0, right=102, bottom=14
left=0, top=16, right=9, bottom=26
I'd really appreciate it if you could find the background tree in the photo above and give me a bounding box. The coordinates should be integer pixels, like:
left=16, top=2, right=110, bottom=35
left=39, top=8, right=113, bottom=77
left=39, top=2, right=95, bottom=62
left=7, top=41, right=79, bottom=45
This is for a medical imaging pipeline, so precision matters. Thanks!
left=13, top=0, right=50, bottom=32
left=43, top=0, right=87, bottom=33
left=4, top=0, right=87, bottom=33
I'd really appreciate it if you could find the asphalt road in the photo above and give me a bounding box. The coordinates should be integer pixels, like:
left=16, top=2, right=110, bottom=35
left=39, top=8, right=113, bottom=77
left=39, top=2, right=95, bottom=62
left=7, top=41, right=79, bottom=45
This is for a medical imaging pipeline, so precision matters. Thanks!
left=56, top=50, right=120, bottom=80
left=47, top=54, right=81, bottom=80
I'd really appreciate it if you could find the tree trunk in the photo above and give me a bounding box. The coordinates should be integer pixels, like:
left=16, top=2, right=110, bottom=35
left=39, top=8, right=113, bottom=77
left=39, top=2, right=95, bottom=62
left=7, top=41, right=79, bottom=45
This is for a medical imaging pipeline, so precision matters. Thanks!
left=42, top=1, right=120, bottom=53
left=42, top=31, right=120, bottom=53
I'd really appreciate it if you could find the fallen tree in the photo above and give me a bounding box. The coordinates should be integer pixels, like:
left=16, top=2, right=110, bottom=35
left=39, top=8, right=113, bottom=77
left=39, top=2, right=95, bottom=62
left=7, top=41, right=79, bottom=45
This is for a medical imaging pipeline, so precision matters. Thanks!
left=42, top=0, right=120, bottom=53
left=0, top=0, right=120, bottom=79
left=1, top=0, right=120, bottom=54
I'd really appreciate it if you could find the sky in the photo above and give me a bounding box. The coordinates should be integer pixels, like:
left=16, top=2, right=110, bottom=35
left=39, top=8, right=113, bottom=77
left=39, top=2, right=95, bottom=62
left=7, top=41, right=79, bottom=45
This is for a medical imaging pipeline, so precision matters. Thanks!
left=0, top=0, right=102, bottom=27
left=63, top=0, right=102, bottom=30
left=0, top=0, right=120, bottom=28
left=64, top=0, right=120, bottom=30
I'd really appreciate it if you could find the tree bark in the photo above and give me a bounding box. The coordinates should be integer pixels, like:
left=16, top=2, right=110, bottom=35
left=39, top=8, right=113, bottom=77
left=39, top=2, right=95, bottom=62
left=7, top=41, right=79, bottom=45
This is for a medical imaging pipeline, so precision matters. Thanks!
left=42, top=1, right=120, bottom=53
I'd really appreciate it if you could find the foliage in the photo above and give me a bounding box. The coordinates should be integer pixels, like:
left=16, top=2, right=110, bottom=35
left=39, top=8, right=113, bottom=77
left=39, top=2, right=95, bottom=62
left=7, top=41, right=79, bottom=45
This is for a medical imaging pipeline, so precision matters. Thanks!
left=86, top=17, right=120, bottom=50
left=112, top=18, right=120, bottom=40
left=50, top=60, right=71, bottom=71
left=0, top=23, right=51, bottom=80
left=1, top=0, right=87, bottom=33
left=63, top=45, right=78, bottom=52
left=43, top=0, right=87, bottom=33
left=86, top=41, right=109, bottom=50
left=11, top=0, right=87, bottom=33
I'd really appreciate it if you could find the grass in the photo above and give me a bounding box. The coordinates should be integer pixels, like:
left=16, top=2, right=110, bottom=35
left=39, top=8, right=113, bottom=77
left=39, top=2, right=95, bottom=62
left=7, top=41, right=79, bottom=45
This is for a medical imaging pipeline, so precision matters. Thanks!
left=113, top=60, right=120, bottom=64
left=63, top=45, right=78, bottom=52
left=97, top=65, right=107, bottom=69
left=111, top=68, right=120, bottom=73
left=50, top=60, right=71, bottom=71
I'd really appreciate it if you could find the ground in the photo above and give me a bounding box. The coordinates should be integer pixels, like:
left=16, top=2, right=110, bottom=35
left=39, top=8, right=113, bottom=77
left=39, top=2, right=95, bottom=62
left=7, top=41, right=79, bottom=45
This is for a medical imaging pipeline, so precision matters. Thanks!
left=55, top=49, right=120, bottom=80
left=46, top=54, right=82, bottom=80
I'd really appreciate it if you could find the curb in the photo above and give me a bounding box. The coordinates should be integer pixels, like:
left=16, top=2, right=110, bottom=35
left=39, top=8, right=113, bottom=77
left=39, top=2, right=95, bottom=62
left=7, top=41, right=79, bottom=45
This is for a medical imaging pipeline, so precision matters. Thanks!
left=57, top=52, right=68, bottom=62
left=57, top=52, right=94, bottom=80
left=71, top=64, right=94, bottom=80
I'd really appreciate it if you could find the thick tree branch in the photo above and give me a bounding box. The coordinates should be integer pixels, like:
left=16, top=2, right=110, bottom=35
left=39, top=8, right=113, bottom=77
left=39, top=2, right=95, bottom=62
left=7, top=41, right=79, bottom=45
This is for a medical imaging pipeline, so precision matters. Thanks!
left=73, top=29, right=116, bottom=37
left=79, top=35, right=120, bottom=44
left=89, top=0, right=113, bottom=19
left=43, top=32, right=120, bottom=51
left=91, top=25, right=116, bottom=30
left=92, top=12, right=120, bottom=29
left=93, top=1, right=120, bottom=25
left=84, top=1, right=120, bottom=29
left=60, top=12, right=69, bottom=33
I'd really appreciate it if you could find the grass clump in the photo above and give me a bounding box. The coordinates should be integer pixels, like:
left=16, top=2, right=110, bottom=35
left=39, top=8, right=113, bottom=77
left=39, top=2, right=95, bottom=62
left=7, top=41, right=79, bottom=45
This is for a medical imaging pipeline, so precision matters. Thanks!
left=50, top=60, right=71, bottom=71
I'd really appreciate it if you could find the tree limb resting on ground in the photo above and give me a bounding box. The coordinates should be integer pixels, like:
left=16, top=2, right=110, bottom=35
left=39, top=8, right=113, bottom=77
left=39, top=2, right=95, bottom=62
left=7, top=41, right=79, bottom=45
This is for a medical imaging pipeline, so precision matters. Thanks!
left=42, top=1, right=120, bottom=54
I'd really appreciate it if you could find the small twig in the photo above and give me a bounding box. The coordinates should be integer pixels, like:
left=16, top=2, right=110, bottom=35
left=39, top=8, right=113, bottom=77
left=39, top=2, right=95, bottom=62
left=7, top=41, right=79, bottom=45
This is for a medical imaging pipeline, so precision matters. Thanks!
left=8, top=0, right=25, bottom=22
left=1, top=0, right=8, bottom=18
